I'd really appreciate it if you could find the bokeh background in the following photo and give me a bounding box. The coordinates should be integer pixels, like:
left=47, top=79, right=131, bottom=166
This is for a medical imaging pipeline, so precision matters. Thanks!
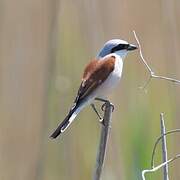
left=0, top=0, right=180, bottom=179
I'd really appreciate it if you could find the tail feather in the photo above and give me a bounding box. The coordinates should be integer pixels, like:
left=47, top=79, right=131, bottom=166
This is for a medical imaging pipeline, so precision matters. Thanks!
left=50, top=103, right=83, bottom=139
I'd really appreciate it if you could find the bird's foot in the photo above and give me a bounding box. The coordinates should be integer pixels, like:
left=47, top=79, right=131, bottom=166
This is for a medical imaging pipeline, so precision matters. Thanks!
left=94, top=98, right=114, bottom=125
left=101, top=101, right=114, bottom=112
left=91, top=104, right=103, bottom=121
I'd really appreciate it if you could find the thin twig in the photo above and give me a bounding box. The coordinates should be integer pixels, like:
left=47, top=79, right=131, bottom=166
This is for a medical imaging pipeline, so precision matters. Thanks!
left=152, top=74, right=180, bottom=83
left=160, top=113, right=169, bottom=180
left=133, top=31, right=153, bottom=73
left=142, top=154, right=180, bottom=180
left=151, top=128, right=180, bottom=168
left=142, top=114, right=180, bottom=180
left=93, top=101, right=114, bottom=180
left=133, top=30, right=180, bottom=89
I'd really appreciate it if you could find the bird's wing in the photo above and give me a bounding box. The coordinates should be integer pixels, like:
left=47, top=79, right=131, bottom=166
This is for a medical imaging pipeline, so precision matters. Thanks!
left=74, top=55, right=115, bottom=104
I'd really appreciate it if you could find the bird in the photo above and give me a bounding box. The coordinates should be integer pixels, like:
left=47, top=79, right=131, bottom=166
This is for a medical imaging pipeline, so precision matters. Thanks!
left=50, top=39, right=137, bottom=139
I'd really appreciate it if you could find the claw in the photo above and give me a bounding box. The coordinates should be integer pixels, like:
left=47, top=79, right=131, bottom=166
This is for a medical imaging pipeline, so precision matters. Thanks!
left=101, top=102, right=114, bottom=112
left=101, top=103, right=106, bottom=111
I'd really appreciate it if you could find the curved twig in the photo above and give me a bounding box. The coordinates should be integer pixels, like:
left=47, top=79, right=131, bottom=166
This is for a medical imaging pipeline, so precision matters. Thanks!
left=133, top=30, right=180, bottom=89
left=142, top=154, right=180, bottom=180
left=151, top=128, right=180, bottom=168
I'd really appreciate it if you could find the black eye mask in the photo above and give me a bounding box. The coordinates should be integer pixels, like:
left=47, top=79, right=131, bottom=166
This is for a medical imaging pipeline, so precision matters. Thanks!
left=111, top=44, right=129, bottom=53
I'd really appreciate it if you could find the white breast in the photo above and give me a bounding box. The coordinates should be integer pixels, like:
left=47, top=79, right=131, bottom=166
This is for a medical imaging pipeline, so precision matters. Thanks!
left=94, top=54, right=123, bottom=98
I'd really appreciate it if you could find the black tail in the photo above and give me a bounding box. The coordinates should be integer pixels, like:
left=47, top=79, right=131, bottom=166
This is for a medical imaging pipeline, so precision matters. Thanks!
left=50, top=107, right=76, bottom=139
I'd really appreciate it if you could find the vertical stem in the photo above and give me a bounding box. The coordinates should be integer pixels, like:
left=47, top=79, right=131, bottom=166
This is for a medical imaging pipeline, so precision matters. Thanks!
left=93, top=101, right=113, bottom=180
left=160, top=113, right=169, bottom=180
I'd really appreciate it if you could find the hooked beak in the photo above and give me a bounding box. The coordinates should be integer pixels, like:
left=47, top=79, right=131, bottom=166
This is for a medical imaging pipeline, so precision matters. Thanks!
left=127, top=44, right=138, bottom=51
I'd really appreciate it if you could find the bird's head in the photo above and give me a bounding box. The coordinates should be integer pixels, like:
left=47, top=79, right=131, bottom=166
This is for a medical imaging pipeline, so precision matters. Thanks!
left=97, top=39, right=137, bottom=59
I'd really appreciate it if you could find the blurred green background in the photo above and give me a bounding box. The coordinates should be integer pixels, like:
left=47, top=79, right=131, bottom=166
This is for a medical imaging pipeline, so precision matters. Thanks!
left=0, top=0, right=180, bottom=179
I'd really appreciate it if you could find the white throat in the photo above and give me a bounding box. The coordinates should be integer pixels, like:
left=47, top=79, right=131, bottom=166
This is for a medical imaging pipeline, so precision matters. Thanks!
left=114, top=50, right=128, bottom=61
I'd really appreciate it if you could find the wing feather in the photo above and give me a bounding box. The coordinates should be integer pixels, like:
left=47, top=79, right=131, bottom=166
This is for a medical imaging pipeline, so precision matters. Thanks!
left=74, top=56, right=115, bottom=104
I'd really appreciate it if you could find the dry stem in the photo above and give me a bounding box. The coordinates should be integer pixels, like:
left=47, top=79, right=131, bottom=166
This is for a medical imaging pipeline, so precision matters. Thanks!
left=93, top=101, right=113, bottom=180
left=160, top=113, right=169, bottom=180
left=133, top=30, right=180, bottom=89
left=142, top=154, right=180, bottom=180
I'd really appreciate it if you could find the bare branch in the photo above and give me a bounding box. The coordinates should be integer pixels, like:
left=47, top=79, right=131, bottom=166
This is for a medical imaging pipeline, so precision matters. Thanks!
left=142, top=114, right=180, bottom=180
left=142, top=154, right=180, bottom=180
left=160, top=113, right=169, bottom=180
left=133, top=31, right=154, bottom=73
left=93, top=101, right=114, bottom=180
left=133, top=30, right=180, bottom=89
left=152, top=74, right=180, bottom=83
left=151, top=128, right=180, bottom=168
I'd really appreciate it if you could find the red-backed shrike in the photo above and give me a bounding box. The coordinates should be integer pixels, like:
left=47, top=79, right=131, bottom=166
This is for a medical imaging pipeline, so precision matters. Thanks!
left=50, top=39, right=137, bottom=139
